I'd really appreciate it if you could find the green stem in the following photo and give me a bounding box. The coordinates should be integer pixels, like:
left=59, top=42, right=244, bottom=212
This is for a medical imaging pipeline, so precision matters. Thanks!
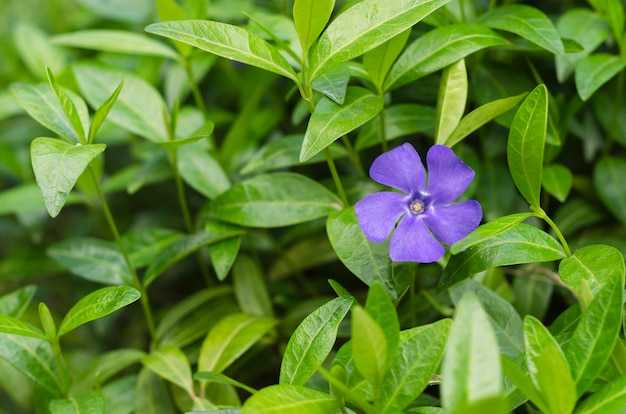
left=51, top=338, right=70, bottom=394
left=324, top=148, right=349, bottom=207
left=88, top=167, right=157, bottom=343
left=184, top=57, right=208, bottom=119
left=420, top=288, right=454, bottom=317
left=378, top=106, right=389, bottom=153
left=340, top=136, right=366, bottom=178
left=532, top=206, right=572, bottom=256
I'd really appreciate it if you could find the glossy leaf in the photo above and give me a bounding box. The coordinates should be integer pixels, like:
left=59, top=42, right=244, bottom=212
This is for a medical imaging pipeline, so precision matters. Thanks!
left=441, top=293, right=506, bottom=413
left=594, top=156, right=626, bottom=226
left=198, top=313, right=276, bottom=373
left=49, top=390, right=105, bottom=414
left=48, top=237, right=132, bottom=285
left=386, top=24, right=507, bottom=90
left=0, top=314, right=46, bottom=340
left=177, top=140, right=231, bottom=199
left=523, top=316, right=576, bottom=414
left=280, top=296, right=353, bottom=385
left=352, top=305, right=388, bottom=390
left=435, top=59, right=467, bottom=145
left=141, top=347, right=193, bottom=393
left=478, top=5, right=564, bottom=55
left=363, top=29, right=411, bottom=92
left=122, top=228, right=184, bottom=269
left=575, top=54, right=626, bottom=101
left=379, top=319, right=451, bottom=413
left=88, top=80, right=124, bottom=144
left=542, top=164, right=573, bottom=202
left=46, top=67, right=87, bottom=144
left=242, top=384, right=337, bottom=414
left=31, top=138, right=106, bottom=218
left=300, top=86, right=383, bottom=162
left=58, top=286, right=141, bottom=336
left=233, top=255, right=274, bottom=318
left=575, top=373, right=626, bottom=414
left=500, top=356, right=548, bottom=413
left=308, top=0, right=453, bottom=81
left=310, top=63, right=351, bottom=105
left=365, top=282, right=399, bottom=371
left=450, top=213, right=533, bottom=254
left=293, top=0, right=335, bottom=53
left=0, top=285, right=37, bottom=318
left=195, top=371, right=258, bottom=395
left=507, top=84, right=548, bottom=208
left=208, top=173, right=342, bottom=228
left=145, top=20, right=299, bottom=84
left=440, top=223, right=566, bottom=291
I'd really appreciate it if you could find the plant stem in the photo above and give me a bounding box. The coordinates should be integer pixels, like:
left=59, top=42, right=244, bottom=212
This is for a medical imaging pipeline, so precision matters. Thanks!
left=420, top=288, right=454, bottom=317
left=50, top=338, right=70, bottom=394
left=340, top=136, right=366, bottom=178
left=532, top=206, right=572, bottom=256
left=184, top=57, right=207, bottom=118
left=324, top=148, right=349, bottom=207
left=88, top=166, right=157, bottom=343
left=378, top=107, right=389, bottom=153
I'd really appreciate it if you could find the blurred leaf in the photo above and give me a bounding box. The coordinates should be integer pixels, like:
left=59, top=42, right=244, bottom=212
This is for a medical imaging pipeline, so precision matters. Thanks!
left=13, top=22, right=66, bottom=80
left=177, top=140, right=230, bottom=199
left=351, top=305, right=388, bottom=390
left=293, top=0, right=335, bottom=52
left=542, top=164, right=573, bottom=202
left=142, top=347, right=193, bottom=393
left=478, top=5, right=564, bottom=55
left=440, top=223, right=566, bottom=291
left=101, top=375, right=136, bottom=414
left=58, top=286, right=141, bottom=336
left=364, top=282, right=399, bottom=371
left=310, top=63, right=351, bottom=105
left=198, top=313, right=276, bottom=373
left=575, top=54, right=626, bottom=101
left=48, top=237, right=132, bottom=285
left=195, top=371, right=258, bottom=395
left=76, top=0, right=153, bottom=24
left=308, top=0, right=453, bottom=81
left=554, top=199, right=604, bottom=237
left=38, top=303, right=57, bottom=341
left=0, top=285, right=37, bottom=318
left=122, top=228, right=184, bottom=269
left=206, top=221, right=243, bottom=281
left=512, top=273, right=553, bottom=320
left=0, top=314, right=46, bottom=339
left=241, top=384, right=337, bottom=413
left=450, top=213, right=533, bottom=254
left=363, top=29, right=411, bottom=92
left=134, top=367, right=176, bottom=414
left=435, top=59, right=467, bottom=145
left=74, top=348, right=145, bottom=393
left=233, top=255, right=274, bottom=318
left=208, top=173, right=342, bottom=228
left=145, top=20, right=299, bottom=84
left=386, top=24, right=507, bottom=90
left=575, top=373, right=626, bottom=413
left=31, top=138, right=105, bottom=218
left=280, top=296, right=353, bottom=385
left=49, top=390, right=105, bottom=414
left=300, top=86, right=383, bottom=162
left=500, top=356, right=547, bottom=412
left=507, top=84, right=548, bottom=208
left=594, top=156, right=626, bottom=226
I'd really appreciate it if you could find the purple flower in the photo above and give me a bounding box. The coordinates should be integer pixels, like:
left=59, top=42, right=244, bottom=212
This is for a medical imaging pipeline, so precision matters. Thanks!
left=355, top=143, right=482, bottom=263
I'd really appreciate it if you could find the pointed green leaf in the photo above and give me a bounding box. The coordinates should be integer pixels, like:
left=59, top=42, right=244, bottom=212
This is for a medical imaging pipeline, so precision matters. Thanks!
left=141, top=347, right=193, bottom=393
left=441, top=293, right=505, bottom=413
left=88, top=80, right=123, bottom=143
left=242, top=384, right=338, bottom=414
left=478, top=5, right=564, bottom=55
left=0, top=315, right=46, bottom=340
left=208, top=172, right=342, bottom=228
left=451, top=213, right=533, bottom=254
left=293, top=0, right=335, bottom=53
left=145, top=20, right=299, bottom=84
left=542, top=164, right=573, bottom=202
left=300, top=86, right=383, bottom=162
left=365, top=282, right=399, bottom=371
left=440, top=223, right=566, bottom=291
left=0, top=285, right=37, bottom=318
left=31, top=138, right=105, bottom=218
left=39, top=303, right=57, bottom=341
left=233, top=255, right=274, bottom=318
left=280, top=296, right=353, bottom=385
left=308, top=0, right=453, bottom=81
left=58, top=286, right=141, bottom=336
left=177, top=140, right=230, bottom=199
left=310, top=63, right=351, bottom=105
left=576, top=373, right=626, bottom=414
left=198, top=313, right=276, bottom=373
left=207, top=221, right=243, bottom=281
left=73, top=348, right=145, bottom=393
left=435, top=59, right=467, bottom=145
left=122, top=227, right=185, bottom=269
left=594, top=156, right=626, bottom=226
left=46, top=67, right=87, bottom=144
left=500, top=356, right=548, bottom=412
left=385, top=24, right=507, bottom=90
left=352, top=305, right=388, bottom=390
left=49, top=390, right=105, bottom=414
left=363, top=29, right=411, bottom=92
left=507, top=84, right=548, bottom=208
left=195, top=371, right=258, bottom=395
left=575, top=54, right=626, bottom=101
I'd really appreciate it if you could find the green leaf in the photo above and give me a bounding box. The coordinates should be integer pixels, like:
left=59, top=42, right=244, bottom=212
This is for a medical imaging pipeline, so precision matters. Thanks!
left=500, top=356, right=547, bottom=413
left=300, top=86, right=383, bottom=162
left=0, top=184, right=48, bottom=216
left=206, top=221, right=243, bottom=281
left=48, top=237, right=132, bottom=285
left=122, top=227, right=185, bottom=269
left=542, top=164, right=573, bottom=202
left=142, top=347, right=193, bottom=393
left=385, top=24, right=507, bottom=90
left=198, top=313, right=276, bottom=373
left=145, top=20, right=299, bottom=84
left=208, top=172, right=342, bottom=228
left=363, top=28, right=411, bottom=92
left=177, top=140, right=230, bottom=199
left=135, top=367, right=176, bottom=414
left=58, top=286, right=141, bottom=336
left=49, top=390, right=105, bottom=414
left=575, top=373, right=626, bottom=414
left=566, top=274, right=623, bottom=397
left=0, top=335, right=62, bottom=397
left=88, top=80, right=124, bottom=144
left=559, top=244, right=625, bottom=303
left=233, top=255, right=274, bottom=318
left=73, top=63, right=169, bottom=142
left=523, top=316, right=577, bottom=414
left=293, top=0, right=335, bottom=53
left=0, top=314, right=46, bottom=340
left=351, top=305, right=388, bottom=390
left=73, top=348, right=145, bottom=393
left=0, top=285, right=37, bottom=318
left=144, top=230, right=243, bottom=287
left=594, top=156, right=626, bottom=226
left=365, top=282, right=399, bottom=371
left=310, top=63, right=351, bottom=105
left=308, top=0, right=453, bottom=81
left=445, top=93, right=527, bottom=148
left=194, top=371, right=258, bottom=395
left=280, top=296, right=353, bottom=385
left=435, top=59, right=467, bottom=145
left=575, top=54, right=626, bottom=101
left=441, top=293, right=505, bottom=413
left=451, top=213, right=534, bottom=254
left=51, top=29, right=179, bottom=59
left=478, top=5, right=564, bottom=55
left=507, top=84, right=548, bottom=208
left=46, top=68, right=87, bottom=144
left=31, top=138, right=106, bottom=218
left=39, top=303, right=57, bottom=341
left=441, top=223, right=566, bottom=291
left=378, top=320, right=451, bottom=413
left=241, top=384, right=338, bottom=414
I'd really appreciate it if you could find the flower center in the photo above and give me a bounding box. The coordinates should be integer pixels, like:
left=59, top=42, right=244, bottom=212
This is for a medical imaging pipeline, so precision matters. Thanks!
left=410, top=200, right=425, bottom=215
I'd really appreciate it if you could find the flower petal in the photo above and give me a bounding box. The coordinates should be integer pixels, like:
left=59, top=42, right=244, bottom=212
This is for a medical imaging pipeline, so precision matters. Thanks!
left=423, top=200, right=483, bottom=245
left=425, top=145, right=475, bottom=204
left=390, top=215, right=445, bottom=263
left=370, top=142, right=426, bottom=194
left=355, top=192, right=406, bottom=242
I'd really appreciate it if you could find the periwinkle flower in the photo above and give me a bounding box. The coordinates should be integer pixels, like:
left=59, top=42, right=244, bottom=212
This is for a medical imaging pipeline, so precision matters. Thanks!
left=355, top=143, right=482, bottom=263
